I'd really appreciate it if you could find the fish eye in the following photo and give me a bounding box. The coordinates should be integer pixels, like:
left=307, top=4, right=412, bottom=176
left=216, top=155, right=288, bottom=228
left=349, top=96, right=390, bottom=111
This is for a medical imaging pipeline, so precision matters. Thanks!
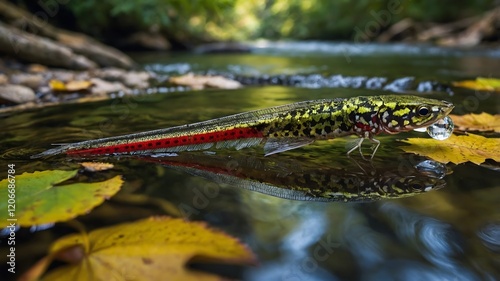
left=411, top=183, right=421, bottom=190
left=417, top=106, right=430, bottom=116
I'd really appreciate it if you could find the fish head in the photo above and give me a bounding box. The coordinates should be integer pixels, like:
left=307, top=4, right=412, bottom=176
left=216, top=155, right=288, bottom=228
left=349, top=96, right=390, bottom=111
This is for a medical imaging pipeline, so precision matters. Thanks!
left=378, top=95, right=454, bottom=134
left=382, top=176, right=446, bottom=199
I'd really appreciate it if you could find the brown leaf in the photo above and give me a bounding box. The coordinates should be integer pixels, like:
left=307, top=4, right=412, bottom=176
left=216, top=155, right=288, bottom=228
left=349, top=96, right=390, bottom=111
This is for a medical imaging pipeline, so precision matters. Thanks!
left=450, top=113, right=500, bottom=133
left=400, top=133, right=500, bottom=165
left=28, top=64, right=49, bottom=73
left=80, top=162, right=114, bottom=172
left=169, top=73, right=241, bottom=89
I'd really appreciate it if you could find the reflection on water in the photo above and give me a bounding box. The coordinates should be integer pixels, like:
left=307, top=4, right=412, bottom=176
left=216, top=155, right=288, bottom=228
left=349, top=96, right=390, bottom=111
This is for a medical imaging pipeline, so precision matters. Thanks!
left=139, top=152, right=447, bottom=202
left=247, top=210, right=339, bottom=281
left=477, top=222, right=500, bottom=253
left=379, top=204, right=470, bottom=272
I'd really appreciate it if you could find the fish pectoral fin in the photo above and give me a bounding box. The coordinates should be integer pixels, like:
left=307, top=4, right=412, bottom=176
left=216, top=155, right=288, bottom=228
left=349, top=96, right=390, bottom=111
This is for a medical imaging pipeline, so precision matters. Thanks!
left=346, top=137, right=364, bottom=155
left=263, top=138, right=314, bottom=156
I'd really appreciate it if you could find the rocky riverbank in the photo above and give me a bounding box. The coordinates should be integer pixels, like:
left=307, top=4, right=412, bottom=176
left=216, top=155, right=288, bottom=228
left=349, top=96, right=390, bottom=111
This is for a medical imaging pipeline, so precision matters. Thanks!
left=0, top=59, right=154, bottom=114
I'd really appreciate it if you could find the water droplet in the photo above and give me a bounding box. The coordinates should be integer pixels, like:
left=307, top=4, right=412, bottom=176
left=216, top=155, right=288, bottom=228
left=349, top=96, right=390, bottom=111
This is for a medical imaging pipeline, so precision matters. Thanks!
left=427, top=116, right=454, bottom=140
left=414, top=160, right=447, bottom=179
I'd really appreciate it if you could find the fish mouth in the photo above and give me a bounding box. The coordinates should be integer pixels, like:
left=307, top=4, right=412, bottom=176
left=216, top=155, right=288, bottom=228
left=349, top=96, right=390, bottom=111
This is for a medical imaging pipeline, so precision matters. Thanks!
left=421, top=100, right=454, bottom=127
left=385, top=101, right=454, bottom=134
left=438, top=100, right=455, bottom=116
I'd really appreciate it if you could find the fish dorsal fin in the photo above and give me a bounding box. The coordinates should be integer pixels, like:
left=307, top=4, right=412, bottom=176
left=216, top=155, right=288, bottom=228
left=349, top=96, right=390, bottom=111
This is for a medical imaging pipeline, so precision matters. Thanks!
left=263, top=138, right=314, bottom=156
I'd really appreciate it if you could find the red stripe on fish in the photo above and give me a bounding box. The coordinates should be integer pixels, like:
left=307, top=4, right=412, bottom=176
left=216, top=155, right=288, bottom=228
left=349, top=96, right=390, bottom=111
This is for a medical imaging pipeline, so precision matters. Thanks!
left=66, top=127, right=263, bottom=156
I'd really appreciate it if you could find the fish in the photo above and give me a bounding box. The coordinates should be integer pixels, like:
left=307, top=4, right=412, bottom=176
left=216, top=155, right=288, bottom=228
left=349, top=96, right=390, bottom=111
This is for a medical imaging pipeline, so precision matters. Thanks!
left=138, top=153, right=447, bottom=202
left=31, top=95, right=454, bottom=159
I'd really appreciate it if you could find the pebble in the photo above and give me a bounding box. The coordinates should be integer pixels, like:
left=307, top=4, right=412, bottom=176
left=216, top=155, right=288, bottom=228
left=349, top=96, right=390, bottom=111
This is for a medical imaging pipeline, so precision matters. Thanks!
left=9, top=73, right=44, bottom=89
left=90, top=78, right=128, bottom=95
left=94, top=67, right=126, bottom=81
left=0, top=84, right=36, bottom=104
left=0, top=74, right=7, bottom=85
left=123, top=71, right=150, bottom=88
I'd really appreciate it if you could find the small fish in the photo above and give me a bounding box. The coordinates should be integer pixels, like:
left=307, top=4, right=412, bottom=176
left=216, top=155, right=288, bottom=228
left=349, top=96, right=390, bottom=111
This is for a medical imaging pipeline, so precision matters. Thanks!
left=31, top=95, right=454, bottom=159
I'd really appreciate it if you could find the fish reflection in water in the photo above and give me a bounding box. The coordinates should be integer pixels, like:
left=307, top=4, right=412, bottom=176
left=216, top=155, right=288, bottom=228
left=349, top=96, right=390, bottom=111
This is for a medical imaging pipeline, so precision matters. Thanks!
left=139, top=153, right=447, bottom=202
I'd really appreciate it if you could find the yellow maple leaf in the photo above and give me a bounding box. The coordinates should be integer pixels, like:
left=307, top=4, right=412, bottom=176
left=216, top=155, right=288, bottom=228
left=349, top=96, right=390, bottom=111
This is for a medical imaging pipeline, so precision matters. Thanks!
left=450, top=113, right=500, bottom=133
left=26, top=217, right=256, bottom=281
left=49, top=80, right=93, bottom=92
left=400, top=133, right=500, bottom=165
left=452, top=77, right=500, bottom=91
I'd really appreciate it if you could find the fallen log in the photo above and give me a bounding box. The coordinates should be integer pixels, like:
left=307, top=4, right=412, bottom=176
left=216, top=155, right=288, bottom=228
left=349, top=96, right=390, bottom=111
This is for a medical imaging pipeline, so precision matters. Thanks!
left=0, top=22, right=97, bottom=69
left=0, top=0, right=135, bottom=69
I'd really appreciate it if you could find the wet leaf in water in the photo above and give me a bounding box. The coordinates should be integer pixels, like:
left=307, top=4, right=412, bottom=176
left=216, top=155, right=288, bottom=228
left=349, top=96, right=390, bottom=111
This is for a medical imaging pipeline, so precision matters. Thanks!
left=400, top=133, right=500, bottom=165
left=49, top=79, right=93, bottom=92
left=36, top=217, right=256, bottom=281
left=0, top=170, right=123, bottom=227
left=450, top=113, right=500, bottom=133
left=169, top=73, right=242, bottom=89
left=452, top=77, right=500, bottom=91
left=80, top=162, right=115, bottom=172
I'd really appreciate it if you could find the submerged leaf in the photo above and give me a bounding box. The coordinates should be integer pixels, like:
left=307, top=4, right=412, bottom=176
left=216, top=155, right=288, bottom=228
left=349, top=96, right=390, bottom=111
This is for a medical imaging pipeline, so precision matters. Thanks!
left=80, top=162, right=115, bottom=172
left=40, top=217, right=256, bottom=281
left=400, top=133, right=500, bottom=165
left=0, top=170, right=123, bottom=227
left=452, top=77, right=500, bottom=91
left=450, top=113, right=500, bottom=133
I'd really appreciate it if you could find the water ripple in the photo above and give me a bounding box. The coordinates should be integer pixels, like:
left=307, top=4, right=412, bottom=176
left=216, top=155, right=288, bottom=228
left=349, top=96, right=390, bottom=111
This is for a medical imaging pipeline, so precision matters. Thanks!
left=379, top=203, right=466, bottom=270
left=477, top=222, right=500, bottom=253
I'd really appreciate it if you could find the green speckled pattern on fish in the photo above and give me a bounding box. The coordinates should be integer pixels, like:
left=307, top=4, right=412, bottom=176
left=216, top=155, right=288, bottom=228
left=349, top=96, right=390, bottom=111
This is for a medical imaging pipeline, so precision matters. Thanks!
left=32, top=95, right=454, bottom=159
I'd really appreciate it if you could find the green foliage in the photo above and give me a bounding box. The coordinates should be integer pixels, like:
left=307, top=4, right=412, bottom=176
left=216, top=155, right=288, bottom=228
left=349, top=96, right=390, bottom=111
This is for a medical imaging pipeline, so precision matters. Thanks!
left=62, top=0, right=496, bottom=42
left=243, top=0, right=496, bottom=40
left=65, top=0, right=236, bottom=40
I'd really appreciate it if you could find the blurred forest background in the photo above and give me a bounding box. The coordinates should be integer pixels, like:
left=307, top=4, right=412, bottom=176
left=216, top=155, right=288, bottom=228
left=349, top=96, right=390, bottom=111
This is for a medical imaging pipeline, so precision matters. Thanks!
left=4, top=0, right=500, bottom=50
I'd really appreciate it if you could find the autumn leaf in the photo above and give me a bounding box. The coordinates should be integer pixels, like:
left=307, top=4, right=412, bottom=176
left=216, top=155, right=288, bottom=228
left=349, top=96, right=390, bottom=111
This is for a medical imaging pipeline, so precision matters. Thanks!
left=450, top=113, right=500, bottom=133
left=452, top=77, right=500, bottom=91
left=80, top=162, right=114, bottom=172
left=169, top=73, right=242, bottom=90
left=33, top=217, right=256, bottom=281
left=0, top=170, right=123, bottom=227
left=399, top=133, right=500, bottom=165
left=49, top=79, right=93, bottom=92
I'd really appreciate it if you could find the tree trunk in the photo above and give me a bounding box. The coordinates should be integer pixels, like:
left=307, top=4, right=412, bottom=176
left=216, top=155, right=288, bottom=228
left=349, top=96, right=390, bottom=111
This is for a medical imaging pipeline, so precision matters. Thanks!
left=0, top=0, right=135, bottom=69
left=0, top=22, right=97, bottom=69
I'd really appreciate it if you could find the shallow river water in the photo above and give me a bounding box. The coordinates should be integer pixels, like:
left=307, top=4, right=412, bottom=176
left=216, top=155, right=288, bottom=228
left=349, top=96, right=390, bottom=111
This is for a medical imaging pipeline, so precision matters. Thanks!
left=1, top=42, right=500, bottom=280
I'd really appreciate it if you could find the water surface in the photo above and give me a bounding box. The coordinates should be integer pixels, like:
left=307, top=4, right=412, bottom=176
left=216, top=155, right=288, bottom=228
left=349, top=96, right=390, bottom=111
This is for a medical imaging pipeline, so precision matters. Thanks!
left=1, top=43, right=499, bottom=280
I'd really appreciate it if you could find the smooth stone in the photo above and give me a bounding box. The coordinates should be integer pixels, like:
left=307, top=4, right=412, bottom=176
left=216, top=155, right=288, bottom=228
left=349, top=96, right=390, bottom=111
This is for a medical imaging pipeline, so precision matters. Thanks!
left=0, top=84, right=36, bottom=104
left=9, top=73, right=44, bottom=89
left=0, top=74, right=7, bottom=85
left=90, top=78, right=128, bottom=95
